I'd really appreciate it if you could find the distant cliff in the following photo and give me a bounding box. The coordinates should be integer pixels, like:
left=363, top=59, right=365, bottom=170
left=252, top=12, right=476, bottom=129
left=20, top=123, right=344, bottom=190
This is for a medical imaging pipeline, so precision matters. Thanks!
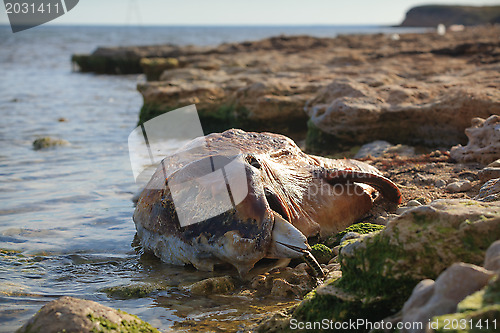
left=400, top=5, right=500, bottom=27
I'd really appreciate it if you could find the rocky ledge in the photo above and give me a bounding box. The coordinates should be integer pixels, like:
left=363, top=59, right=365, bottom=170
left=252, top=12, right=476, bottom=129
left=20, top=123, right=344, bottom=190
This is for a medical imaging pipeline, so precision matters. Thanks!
left=73, top=25, right=499, bottom=148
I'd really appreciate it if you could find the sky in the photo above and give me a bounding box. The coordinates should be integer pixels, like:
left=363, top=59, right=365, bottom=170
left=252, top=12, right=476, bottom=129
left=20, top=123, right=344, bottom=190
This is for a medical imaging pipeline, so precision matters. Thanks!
left=1, top=0, right=499, bottom=26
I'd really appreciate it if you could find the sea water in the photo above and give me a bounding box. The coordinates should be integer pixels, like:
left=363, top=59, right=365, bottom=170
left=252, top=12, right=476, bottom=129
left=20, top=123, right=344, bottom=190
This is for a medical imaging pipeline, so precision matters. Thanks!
left=0, top=24, right=425, bottom=332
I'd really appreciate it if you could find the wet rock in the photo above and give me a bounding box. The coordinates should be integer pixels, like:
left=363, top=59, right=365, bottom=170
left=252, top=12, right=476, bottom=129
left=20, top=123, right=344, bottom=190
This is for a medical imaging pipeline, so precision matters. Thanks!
left=101, top=283, right=168, bottom=299
left=188, top=276, right=236, bottom=296
left=16, top=296, right=158, bottom=333
left=450, top=115, right=500, bottom=165
left=72, top=44, right=208, bottom=74
left=292, top=199, right=500, bottom=325
left=474, top=178, right=500, bottom=202
left=250, top=265, right=319, bottom=298
left=32, top=137, right=69, bottom=150
left=400, top=263, right=494, bottom=333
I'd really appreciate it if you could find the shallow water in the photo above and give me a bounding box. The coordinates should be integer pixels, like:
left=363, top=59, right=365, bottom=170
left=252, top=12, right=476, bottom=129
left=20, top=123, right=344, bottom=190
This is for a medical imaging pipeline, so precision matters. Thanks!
left=0, top=24, right=425, bottom=332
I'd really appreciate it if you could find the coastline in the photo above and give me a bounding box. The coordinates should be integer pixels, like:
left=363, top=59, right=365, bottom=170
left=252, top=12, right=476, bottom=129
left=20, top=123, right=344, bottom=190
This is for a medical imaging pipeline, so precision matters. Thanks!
left=73, top=24, right=499, bottom=150
left=6, top=22, right=500, bottom=332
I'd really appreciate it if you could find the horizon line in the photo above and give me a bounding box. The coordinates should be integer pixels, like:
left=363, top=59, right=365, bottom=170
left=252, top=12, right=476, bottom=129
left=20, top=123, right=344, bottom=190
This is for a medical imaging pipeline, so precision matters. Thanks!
left=0, top=22, right=404, bottom=28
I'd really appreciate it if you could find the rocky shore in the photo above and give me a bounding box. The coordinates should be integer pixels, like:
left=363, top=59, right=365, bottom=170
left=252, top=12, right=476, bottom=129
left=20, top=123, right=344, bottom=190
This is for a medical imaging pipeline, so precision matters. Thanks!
left=29, top=25, right=500, bottom=332
left=73, top=25, right=499, bottom=150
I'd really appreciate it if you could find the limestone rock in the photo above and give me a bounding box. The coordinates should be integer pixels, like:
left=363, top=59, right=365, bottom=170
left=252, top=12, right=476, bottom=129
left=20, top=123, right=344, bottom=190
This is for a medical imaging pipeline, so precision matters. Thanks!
left=429, top=273, right=500, bottom=332
left=250, top=264, right=319, bottom=298
left=140, top=57, right=179, bottom=81
left=33, top=137, right=69, bottom=150
left=305, top=78, right=499, bottom=148
left=475, top=178, right=500, bottom=202
left=292, top=199, right=500, bottom=325
left=478, top=167, right=500, bottom=183
left=484, top=240, right=500, bottom=272
left=101, top=283, right=168, bottom=299
left=446, top=180, right=472, bottom=193
left=188, top=276, right=236, bottom=296
left=450, top=115, right=500, bottom=165
left=16, top=296, right=158, bottom=333
left=400, top=263, right=494, bottom=333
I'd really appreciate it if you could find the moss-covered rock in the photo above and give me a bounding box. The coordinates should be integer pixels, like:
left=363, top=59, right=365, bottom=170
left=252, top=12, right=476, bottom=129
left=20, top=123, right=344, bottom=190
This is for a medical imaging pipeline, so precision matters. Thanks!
left=324, top=222, right=385, bottom=248
left=32, top=137, right=69, bottom=150
left=72, top=54, right=143, bottom=74
left=291, top=199, right=500, bottom=331
left=101, top=283, right=168, bottom=299
left=140, top=57, right=179, bottom=81
left=16, top=296, right=159, bottom=333
left=310, top=244, right=333, bottom=264
left=188, top=276, right=236, bottom=296
left=429, top=275, right=500, bottom=332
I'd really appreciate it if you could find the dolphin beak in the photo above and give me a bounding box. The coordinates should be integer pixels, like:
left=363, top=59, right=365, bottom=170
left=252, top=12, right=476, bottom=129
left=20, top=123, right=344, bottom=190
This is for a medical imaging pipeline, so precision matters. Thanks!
left=267, top=212, right=310, bottom=259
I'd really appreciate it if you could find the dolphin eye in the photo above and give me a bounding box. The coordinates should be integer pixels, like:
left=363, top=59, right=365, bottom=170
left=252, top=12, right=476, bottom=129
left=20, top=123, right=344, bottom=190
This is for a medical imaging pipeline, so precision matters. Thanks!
left=246, top=155, right=261, bottom=169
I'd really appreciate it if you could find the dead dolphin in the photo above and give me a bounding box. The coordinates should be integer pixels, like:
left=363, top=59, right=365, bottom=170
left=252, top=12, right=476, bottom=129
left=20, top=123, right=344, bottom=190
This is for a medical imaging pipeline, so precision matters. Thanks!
left=133, top=129, right=401, bottom=277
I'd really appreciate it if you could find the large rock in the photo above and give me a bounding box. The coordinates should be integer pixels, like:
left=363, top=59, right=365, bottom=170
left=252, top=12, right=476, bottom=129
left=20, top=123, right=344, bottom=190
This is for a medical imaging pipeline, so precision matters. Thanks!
left=475, top=178, right=500, bottom=202
left=16, top=296, right=159, bottom=333
left=484, top=240, right=500, bottom=271
left=291, top=200, right=500, bottom=328
left=450, top=115, right=500, bottom=165
left=72, top=44, right=208, bottom=74
left=429, top=275, right=500, bottom=333
left=304, top=76, right=500, bottom=150
left=72, top=26, right=500, bottom=143
left=400, top=263, right=494, bottom=333
left=137, top=64, right=315, bottom=135
left=426, top=241, right=500, bottom=333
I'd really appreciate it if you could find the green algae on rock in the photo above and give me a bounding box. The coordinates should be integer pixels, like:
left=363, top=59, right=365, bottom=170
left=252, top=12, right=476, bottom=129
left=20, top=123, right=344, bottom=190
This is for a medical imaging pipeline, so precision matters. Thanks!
left=16, top=296, right=159, bottom=333
left=188, top=276, right=237, bottom=296
left=310, top=244, right=333, bottom=264
left=429, top=275, right=500, bottom=333
left=32, top=137, right=69, bottom=150
left=101, top=283, right=169, bottom=299
left=324, top=222, right=385, bottom=248
left=72, top=54, right=143, bottom=75
left=291, top=200, right=500, bottom=331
